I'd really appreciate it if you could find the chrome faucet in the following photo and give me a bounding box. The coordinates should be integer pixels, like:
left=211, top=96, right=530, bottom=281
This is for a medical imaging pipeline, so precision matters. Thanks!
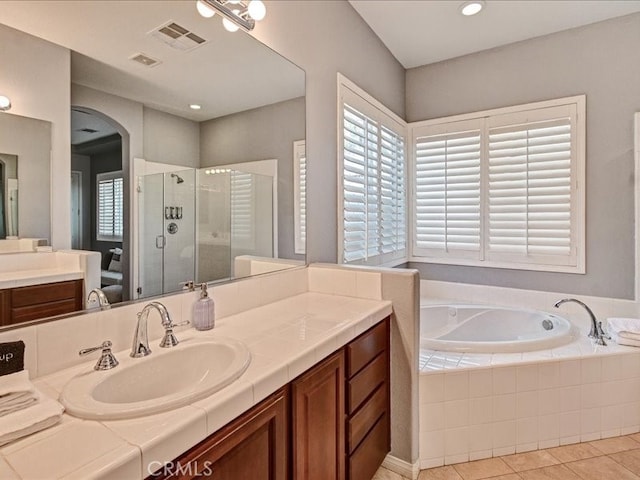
left=130, top=301, right=189, bottom=358
left=554, top=298, right=606, bottom=346
left=87, top=288, right=110, bottom=310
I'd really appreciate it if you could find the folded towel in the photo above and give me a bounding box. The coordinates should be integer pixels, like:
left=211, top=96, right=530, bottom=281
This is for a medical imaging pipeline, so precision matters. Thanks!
left=607, top=317, right=640, bottom=336
left=0, top=370, right=37, bottom=416
left=610, top=330, right=640, bottom=348
left=0, top=390, right=64, bottom=446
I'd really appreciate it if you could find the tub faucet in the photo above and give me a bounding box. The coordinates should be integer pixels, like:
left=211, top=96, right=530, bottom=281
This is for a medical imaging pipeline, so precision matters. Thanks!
left=554, top=298, right=606, bottom=346
left=130, top=301, right=189, bottom=358
left=87, top=288, right=110, bottom=310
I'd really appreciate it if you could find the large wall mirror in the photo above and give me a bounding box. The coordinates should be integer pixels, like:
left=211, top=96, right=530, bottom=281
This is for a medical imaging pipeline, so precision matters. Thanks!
left=0, top=1, right=306, bottom=325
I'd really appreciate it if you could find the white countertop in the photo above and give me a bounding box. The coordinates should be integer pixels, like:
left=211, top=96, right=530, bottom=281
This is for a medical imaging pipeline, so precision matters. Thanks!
left=0, top=269, right=83, bottom=290
left=0, top=292, right=392, bottom=480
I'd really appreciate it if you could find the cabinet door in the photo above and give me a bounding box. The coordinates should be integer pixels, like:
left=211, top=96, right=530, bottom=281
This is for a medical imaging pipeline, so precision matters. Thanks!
left=155, top=387, right=288, bottom=480
left=292, top=351, right=345, bottom=480
left=0, top=290, right=10, bottom=327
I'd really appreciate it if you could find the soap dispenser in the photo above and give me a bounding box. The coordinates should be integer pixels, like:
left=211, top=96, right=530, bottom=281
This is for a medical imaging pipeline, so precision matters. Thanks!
left=193, top=283, right=215, bottom=331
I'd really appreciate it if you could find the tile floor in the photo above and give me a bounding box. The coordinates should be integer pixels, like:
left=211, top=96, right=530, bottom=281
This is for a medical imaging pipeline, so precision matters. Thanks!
left=374, top=433, right=640, bottom=480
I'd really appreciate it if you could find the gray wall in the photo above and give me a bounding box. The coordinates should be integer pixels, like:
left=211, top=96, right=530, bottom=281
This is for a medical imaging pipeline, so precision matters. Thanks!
left=251, top=0, right=406, bottom=264
left=200, top=96, right=305, bottom=261
left=70, top=153, right=91, bottom=249
left=143, top=107, right=200, bottom=168
left=0, top=113, right=51, bottom=242
left=405, top=13, right=640, bottom=300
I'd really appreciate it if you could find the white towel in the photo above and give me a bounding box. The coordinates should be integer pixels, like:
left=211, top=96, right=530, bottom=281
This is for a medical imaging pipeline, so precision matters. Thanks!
left=0, top=370, right=37, bottom=417
left=607, top=318, right=640, bottom=339
left=610, top=330, right=640, bottom=348
left=0, top=391, right=64, bottom=446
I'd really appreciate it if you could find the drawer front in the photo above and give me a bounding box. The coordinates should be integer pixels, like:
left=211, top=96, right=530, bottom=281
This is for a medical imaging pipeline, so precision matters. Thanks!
left=348, top=382, right=387, bottom=454
left=347, top=319, right=388, bottom=378
left=11, top=280, right=82, bottom=307
left=347, top=352, right=386, bottom=415
left=11, top=299, right=79, bottom=324
left=347, top=412, right=389, bottom=480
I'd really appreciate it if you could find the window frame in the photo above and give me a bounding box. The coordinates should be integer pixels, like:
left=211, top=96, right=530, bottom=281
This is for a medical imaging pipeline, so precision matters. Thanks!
left=337, top=74, right=408, bottom=267
left=409, top=95, right=586, bottom=274
left=96, top=170, right=124, bottom=242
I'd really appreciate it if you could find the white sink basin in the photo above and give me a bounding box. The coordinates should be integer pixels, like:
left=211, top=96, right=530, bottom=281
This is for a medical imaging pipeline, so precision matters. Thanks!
left=60, top=337, right=251, bottom=420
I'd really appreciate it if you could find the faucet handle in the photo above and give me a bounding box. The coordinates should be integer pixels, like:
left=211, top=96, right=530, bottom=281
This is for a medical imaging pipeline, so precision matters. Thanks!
left=79, top=340, right=119, bottom=371
left=159, top=321, right=190, bottom=348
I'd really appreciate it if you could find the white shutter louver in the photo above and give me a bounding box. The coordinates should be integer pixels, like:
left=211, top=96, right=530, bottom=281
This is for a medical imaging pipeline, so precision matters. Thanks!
left=230, top=171, right=254, bottom=248
left=341, top=99, right=407, bottom=266
left=294, top=140, right=306, bottom=255
left=97, top=173, right=124, bottom=241
left=414, top=129, right=481, bottom=257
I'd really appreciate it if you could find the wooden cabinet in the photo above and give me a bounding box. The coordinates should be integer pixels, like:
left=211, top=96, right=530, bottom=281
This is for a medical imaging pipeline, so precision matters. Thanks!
left=157, top=319, right=390, bottom=480
left=155, top=387, right=289, bottom=480
left=292, top=351, right=345, bottom=480
left=346, top=319, right=390, bottom=480
left=0, top=279, right=83, bottom=327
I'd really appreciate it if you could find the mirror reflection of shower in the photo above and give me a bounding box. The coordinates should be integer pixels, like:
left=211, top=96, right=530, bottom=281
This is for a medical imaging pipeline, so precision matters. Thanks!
left=171, top=173, right=184, bottom=184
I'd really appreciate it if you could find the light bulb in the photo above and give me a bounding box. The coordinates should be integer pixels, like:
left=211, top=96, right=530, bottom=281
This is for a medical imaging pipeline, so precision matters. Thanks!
left=190, top=104, right=202, bottom=110
left=460, top=1, right=484, bottom=16
left=222, top=13, right=240, bottom=32
left=248, top=0, right=266, bottom=21
left=196, top=0, right=215, bottom=18
left=0, top=95, right=11, bottom=111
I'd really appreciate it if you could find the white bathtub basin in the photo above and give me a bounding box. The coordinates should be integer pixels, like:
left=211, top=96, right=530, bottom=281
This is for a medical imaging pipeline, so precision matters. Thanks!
left=421, top=304, right=575, bottom=353
left=61, top=337, right=251, bottom=420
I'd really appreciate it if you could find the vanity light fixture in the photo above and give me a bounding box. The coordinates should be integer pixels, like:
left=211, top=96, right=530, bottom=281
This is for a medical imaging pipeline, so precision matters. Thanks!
left=0, top=95, right=11, bottom=112
left=196, top=0, right=266, bottom=32
left=460, top=0, right=484, bottom=16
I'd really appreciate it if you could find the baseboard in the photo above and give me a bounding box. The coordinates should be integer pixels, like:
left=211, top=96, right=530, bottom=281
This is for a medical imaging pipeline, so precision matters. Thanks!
left=382, top=454, right=420, bottom=479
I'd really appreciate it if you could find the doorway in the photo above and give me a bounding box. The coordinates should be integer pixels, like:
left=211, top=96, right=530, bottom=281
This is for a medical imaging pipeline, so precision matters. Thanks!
left=70, top=171, right=82, bottom=249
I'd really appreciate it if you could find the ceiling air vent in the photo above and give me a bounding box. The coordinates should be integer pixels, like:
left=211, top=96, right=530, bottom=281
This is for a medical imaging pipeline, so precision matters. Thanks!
left=77, top=128, right=99, bottom=134
left=129, top=53, right=161, bottom=68
left=150, top=21, right=208, bottom=52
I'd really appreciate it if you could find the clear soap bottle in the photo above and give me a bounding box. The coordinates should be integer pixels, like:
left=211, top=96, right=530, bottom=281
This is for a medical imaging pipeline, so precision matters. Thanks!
left=193, top=283, right=215, bottom=331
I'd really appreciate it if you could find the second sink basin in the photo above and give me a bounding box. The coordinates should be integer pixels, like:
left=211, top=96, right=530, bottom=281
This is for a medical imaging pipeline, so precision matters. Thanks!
left=60, top=337, right=251, bottom=420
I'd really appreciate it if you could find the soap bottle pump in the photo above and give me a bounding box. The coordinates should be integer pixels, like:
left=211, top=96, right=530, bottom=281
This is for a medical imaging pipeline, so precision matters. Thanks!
left=193, top=283, right=215, bottom=331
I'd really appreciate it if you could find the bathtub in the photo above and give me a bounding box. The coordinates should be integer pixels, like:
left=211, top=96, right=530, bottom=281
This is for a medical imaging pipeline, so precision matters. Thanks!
left=420, top=304, right=575, bottom=353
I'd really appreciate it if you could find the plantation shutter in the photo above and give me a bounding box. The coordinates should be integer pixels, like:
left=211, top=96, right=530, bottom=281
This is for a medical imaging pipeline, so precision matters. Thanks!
left=230, top=171, right=254, bottom=248
left=97, top=173, right=123, bottom=241
left=487, top=105, right=576, bottom=266
left=413, top=120, right=482, bottom=258
left=341, top=87, right=407, bottom=266
left=294, top=141, right=306, bottom=254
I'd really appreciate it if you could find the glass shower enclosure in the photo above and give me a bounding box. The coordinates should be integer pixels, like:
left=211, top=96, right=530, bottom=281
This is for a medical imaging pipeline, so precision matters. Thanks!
left=138, top=166, right=273, bottom=299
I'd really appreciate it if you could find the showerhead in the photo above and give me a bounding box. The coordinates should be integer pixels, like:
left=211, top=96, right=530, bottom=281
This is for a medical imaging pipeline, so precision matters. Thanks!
left=171, top=173, right=184, bottom=184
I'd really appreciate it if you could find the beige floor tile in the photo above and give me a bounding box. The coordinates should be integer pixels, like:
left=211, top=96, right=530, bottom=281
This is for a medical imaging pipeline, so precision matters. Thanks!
left=418, top=465, right=463, bottom=480
left=373, top=466, right=410, bottom=480
left=518, top=464, right=582, bottom=480
left=501, top=451, right=560, bottom=472
left=589, top=436, right=640, bottom=455
left=543, top=443, right=603, bottom=463
left=629, top=433, right=640, bottom=444
left=610, top=449, right=640, bottom=476
left=453, top=458, right=514, bottom=480
left=566, top=456, right=640, bottom=480
left=488, top=476, right=520, bottom=480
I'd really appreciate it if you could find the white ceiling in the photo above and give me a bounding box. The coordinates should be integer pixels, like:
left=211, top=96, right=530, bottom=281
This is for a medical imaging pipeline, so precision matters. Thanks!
left=349, top=0, right=640, bottom=68
left=0, top=1, right=304, bottom=122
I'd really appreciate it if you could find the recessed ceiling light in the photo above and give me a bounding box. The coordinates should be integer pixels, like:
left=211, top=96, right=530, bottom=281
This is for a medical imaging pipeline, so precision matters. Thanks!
left=460, top=1, right=484, bottom=16
left=0, top=95, right=12, bottom=111
left=190, top=104, right=202, bottom=110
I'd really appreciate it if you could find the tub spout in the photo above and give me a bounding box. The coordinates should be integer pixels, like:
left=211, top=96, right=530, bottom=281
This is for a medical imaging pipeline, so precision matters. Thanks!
left=554, top=298, right=606, bottom=346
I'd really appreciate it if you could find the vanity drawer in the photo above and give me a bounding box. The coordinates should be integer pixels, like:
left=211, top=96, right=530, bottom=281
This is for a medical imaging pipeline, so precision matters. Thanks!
left=11, top=280, right=82, bottom=307
left=347, top=411, right=389, bottom=480
left=347, top=320, right=388, bottom=378
left=347, top=382, right=387, bottom=454
left=347, top=351, right=386, bottom=415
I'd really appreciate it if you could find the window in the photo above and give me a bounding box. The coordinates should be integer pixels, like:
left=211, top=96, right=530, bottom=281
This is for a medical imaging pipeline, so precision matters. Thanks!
left=293, top=140, right=306, bottom=255
left=411, top=96, right=585, bottom=273
left=97, top=171, right=123, bottom=241
left=338, top=75, right=407, bottom=267
left=230, top=171, right=255, bottom=249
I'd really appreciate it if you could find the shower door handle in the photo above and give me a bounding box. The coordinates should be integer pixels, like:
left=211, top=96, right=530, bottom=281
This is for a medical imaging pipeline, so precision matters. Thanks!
left=155, top=235, right=166, bottom=249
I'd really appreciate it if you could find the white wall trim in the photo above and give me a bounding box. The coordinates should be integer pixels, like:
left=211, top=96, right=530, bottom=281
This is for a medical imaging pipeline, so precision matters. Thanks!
left=382, top=454, right=420, bottom=480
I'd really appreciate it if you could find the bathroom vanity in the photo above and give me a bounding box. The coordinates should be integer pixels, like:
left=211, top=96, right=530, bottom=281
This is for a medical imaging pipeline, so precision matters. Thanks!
left=153, top=318, right=390, bottom=480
